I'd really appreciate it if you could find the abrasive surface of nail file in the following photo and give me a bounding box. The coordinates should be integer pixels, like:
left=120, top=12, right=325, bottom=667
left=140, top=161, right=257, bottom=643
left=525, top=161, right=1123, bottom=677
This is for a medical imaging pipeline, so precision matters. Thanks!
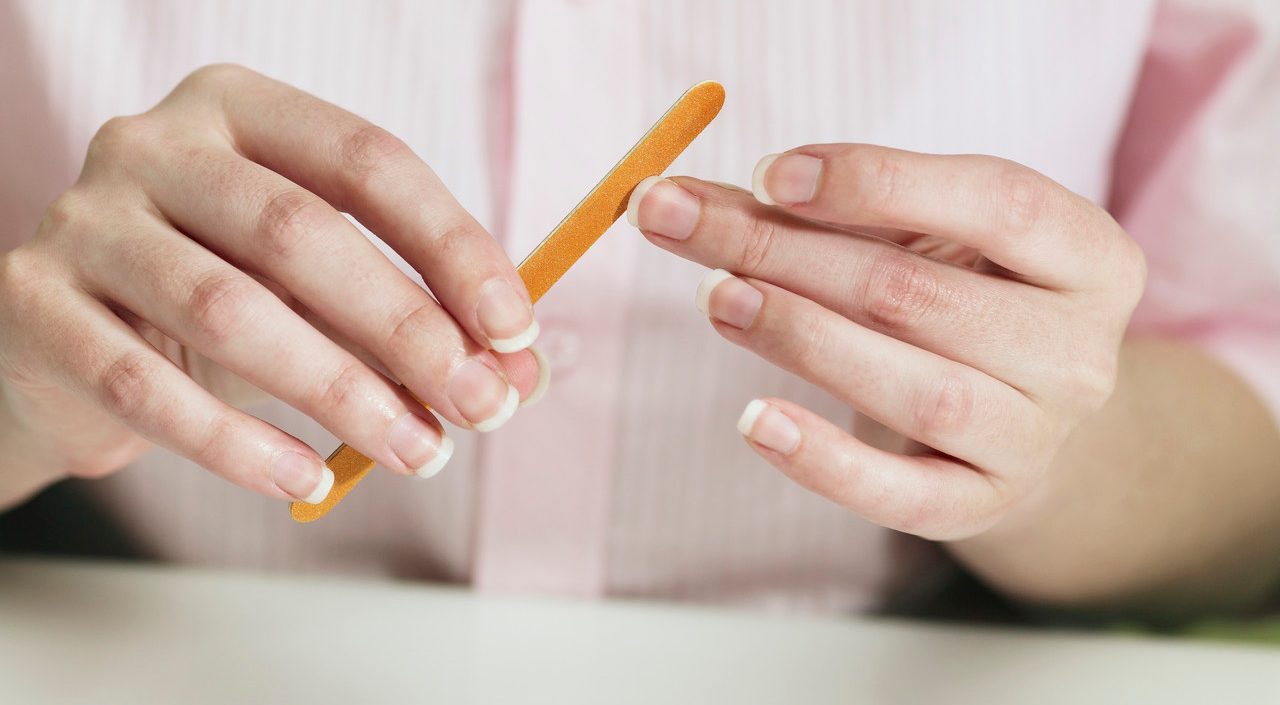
left=291, top=81, right=725, bottom=523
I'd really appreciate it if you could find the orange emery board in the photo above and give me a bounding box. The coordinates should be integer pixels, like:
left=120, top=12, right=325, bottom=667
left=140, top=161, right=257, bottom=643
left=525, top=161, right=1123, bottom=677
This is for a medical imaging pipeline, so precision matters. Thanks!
left=291, top=81, right=725, bottom=523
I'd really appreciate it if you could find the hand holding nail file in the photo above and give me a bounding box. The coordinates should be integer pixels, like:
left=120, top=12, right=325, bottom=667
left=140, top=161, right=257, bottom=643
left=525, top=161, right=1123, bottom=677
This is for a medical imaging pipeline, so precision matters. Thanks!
left=290, top=81, right=725, bottom=522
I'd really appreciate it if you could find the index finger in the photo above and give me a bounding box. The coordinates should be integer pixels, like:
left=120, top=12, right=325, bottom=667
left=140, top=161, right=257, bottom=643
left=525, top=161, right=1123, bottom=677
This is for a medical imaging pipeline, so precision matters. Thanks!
left=169, top=64, right=538, bottom=353
left=752, top=143, right=1134, bottom=291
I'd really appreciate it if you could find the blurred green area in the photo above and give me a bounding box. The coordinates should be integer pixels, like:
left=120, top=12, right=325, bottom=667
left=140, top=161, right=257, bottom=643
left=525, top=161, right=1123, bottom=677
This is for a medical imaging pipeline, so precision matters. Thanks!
left=888, top=559, right=1280, bottom=648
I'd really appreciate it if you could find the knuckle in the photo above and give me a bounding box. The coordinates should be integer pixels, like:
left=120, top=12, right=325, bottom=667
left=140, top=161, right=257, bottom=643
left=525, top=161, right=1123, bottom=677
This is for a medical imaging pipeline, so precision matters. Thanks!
left=912, top=372, right=975, bottom=440
left=336, top=124, right=412, bottom=191
left=40, top=191, right=91, bottom=235
left=793, top=310, right=833, bottom=371
left=179, top=63, right=252, bottom=93
left=87, top=115, right=158, bottom=163
left=845, top=145, right=904, bottom=217
left=0, top=255, right=28, bottom=324
left=187, top=272, right=260, bottom=345
left=0, top=248, right=56, bottom=320
left=99, top=353, right=156, bottom=421
left=383, top=300, right=438, bottom=359
left=1074, top=357, right=1118, bottom=413
left=314, top=360, right=367, bottom=414
left=256, top=188, right=329, bottom=259
left=992, top=161, right=1048, bottom=238
left=192, top=412, right=237, bottom=469
left=736, top=213, right=779, bottom=274
left=421, top=217, right=479, bottom=261
left=861, top=251, right=940, bottom=331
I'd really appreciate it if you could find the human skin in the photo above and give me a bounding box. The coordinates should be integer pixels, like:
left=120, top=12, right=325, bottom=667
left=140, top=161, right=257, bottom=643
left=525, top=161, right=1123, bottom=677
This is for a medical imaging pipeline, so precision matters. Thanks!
left=629, top=145, right=1280, bottom=618
left=0, top=64, right=544, bottom=510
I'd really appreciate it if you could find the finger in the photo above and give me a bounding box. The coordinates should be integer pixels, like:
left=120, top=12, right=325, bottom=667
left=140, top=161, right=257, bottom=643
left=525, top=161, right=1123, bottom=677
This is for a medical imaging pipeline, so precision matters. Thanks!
left=497, top=346, right=552, bottom=409
left=750, top=143, right=1130, bottom=291
left=696, top=270, right=1046, bottom=473
left=734, top=397, right=1005, bottom=540
left=74, top=215, right=455, bottom=479
left=635, top=177, right=914, bottom=244
left=629, top=176, right=1065, bottom=389
left=34, top=286, right=333, bottom=503
left=142, top=149, right=520, bottom=433
left=165, top=63, right=537, bottom=352
left=291, top=299, right=546, bottom=408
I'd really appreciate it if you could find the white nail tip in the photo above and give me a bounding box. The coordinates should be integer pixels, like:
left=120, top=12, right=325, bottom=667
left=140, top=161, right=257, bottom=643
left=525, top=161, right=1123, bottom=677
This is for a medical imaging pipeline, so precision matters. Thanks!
left=490, top=319, right=540, bottom=353
left=696, top=268, right=735, bottom=315
left=751, top=154, right=780, bottom=206
left=627, top=175, right=663, bottom=228
left=520, top=346, right=552, bottom=408
left=737, top=399, right=768, bottom=437
left=415, top=434, right=455, bottom=479
left=302, top=466, right=335, bottom=505
left=473, top=384, right=519, bottom=432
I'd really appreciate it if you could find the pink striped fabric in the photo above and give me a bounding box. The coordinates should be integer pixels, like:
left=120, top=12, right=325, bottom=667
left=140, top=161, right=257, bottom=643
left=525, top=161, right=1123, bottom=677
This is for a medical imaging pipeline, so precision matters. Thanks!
left=2, top=0, right=1278, bottom=613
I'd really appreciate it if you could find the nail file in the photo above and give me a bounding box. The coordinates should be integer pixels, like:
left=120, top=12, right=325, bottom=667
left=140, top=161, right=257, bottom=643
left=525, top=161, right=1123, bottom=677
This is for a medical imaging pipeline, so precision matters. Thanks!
left=291, top=81, right=725, bottom=523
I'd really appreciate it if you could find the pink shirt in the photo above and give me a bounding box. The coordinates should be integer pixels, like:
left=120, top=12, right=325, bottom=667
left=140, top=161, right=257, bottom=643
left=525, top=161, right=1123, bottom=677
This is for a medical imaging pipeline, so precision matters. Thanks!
left=2, top=0, right=1278, bottom=612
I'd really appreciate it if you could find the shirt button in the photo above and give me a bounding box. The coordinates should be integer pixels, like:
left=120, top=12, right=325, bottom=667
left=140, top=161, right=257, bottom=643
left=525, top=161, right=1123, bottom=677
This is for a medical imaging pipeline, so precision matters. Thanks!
left=537, top=319, right=582, bottom=379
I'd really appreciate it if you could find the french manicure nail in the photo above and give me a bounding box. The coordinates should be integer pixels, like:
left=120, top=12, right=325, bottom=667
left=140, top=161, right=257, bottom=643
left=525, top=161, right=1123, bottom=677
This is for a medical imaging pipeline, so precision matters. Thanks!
left=696, top=268, right=732, bottom=315
left=697, top=269, right=762, bottom=329
left=626, top=176, right=660, bottom=227
left=449, top=358, right=518, bottom=432
left=520, top=346, right=552, bottom=408
left=627, top=176, right=700, bottom=240
left=737, top=400, right=801, bottom=454
left=388, top=412, right=454, bottom=477
left=416, top=435, right=454, bottom=479
left=272, top=451, right=334, bottom=504
left=752, top=153, right=822, bottom=206
left=477, top=277, right=539, bottom=353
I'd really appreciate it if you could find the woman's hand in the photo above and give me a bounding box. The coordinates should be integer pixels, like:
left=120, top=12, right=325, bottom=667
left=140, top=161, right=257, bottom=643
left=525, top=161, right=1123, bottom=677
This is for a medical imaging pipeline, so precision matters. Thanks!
left=0, top=64, right=543, bottom=507
left=628, top=144, right=1145, bottom=540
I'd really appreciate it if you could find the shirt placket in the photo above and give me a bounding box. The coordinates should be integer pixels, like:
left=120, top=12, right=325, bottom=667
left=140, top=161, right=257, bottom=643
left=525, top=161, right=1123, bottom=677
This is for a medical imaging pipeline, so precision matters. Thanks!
left=472, top=0, right=642, bottom=597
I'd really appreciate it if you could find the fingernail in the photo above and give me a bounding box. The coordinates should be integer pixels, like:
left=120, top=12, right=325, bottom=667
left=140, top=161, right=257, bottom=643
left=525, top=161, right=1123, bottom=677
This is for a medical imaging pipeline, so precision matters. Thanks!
left=627, top=176, right=699, bottom=240
left=752, top=153, right=822, bottom=206
left=696, top=268, right=762, bottom=329
left=417, top=435, right=454, bottom=479
left=476, top=277, right=539, bottom=353
left=388, top=412, right=454, bottom=478
left=737, top=400, right=801, bottom=454
left=272, top=451, right=334, bottom=504
left=449, top=358, right=518, bottom=432
left=520, top=346, right=552, bottom=408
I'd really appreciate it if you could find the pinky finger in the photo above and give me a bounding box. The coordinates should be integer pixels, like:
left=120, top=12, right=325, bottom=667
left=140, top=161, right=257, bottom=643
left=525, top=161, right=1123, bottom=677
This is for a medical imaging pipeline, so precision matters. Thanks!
left=57, top=294, right=334, bottom=504
left=736, top=397, right=1006, bottom=540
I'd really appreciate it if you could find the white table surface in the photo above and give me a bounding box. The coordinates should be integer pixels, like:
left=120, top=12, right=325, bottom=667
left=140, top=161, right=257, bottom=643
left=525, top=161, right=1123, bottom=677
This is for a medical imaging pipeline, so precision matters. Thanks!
left=1, top=558, right=1277, bottom=704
